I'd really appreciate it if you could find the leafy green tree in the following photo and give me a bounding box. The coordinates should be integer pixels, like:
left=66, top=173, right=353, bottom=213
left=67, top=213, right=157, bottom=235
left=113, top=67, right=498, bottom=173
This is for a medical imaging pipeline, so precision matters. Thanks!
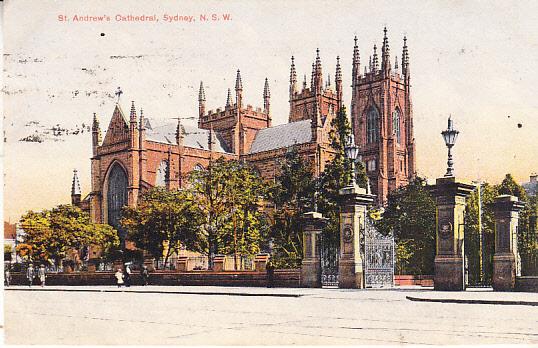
left=121, top=187, right=204, bottom=266
left=270, top=146, right=316, bottom=267
left=464, top=183, right=498, bottom=285
left=318, top=106, right=367, bottom=244
left=376, top=177, right=436, bottom=275
left=19, top=205, right=119, bottom=266
left=188, top=158, right=269, bottom=268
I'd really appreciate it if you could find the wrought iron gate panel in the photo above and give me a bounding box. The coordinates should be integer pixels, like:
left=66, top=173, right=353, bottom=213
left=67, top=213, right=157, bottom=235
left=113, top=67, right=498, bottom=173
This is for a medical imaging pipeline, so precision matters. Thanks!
left=364, top=217, right=395, bottom=287
left=319, top=233, right=339, bottom=287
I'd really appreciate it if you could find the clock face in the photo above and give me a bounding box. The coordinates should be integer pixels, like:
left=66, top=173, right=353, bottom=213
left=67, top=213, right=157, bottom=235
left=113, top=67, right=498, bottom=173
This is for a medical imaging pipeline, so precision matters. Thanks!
left=343, top=225, right=353, bottom=243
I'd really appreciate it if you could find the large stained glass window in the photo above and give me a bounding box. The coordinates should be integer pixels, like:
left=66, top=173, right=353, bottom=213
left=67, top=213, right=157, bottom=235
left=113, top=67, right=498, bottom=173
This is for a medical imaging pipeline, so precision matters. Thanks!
left=107, top=163, right=128, bottom=241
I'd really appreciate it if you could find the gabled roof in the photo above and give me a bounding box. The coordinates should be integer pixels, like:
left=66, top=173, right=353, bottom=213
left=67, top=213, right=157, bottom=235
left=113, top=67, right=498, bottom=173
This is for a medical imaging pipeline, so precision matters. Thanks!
left=145, top=119, right=231, bottom=153
left=101, top=104, right=129, bottom=146
left=248, top=119, right=312, bottom=154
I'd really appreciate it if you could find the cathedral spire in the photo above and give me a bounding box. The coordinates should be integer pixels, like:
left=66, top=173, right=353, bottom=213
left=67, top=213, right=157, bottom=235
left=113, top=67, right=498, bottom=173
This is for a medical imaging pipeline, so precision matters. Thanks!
left=335, top=55, right=343, bottom=107
left=289, top=56, right=297, bottom=97
left=352, top=35, right=360, bottom=84
left=303, top=74, right=307, bottom=91
left=226, top=88, right=232, bottom=108
left=381, top=27, right=391, bottom=74
left=235, top=69, right=243, bottom=91
left=235, top=69, right=243, bottom=108
left=372, top=45, right=379, bottom=72
left=402, top=36, right=410, bottom=77
left=129, top=100, right=137, bottom=124
left=71, top=169, right=81, bottom=196
left=314, top=48, right=323, bottom=94
left=198, top=81, right=206, bottom=119
left=263, top=78, right=270, bottom=115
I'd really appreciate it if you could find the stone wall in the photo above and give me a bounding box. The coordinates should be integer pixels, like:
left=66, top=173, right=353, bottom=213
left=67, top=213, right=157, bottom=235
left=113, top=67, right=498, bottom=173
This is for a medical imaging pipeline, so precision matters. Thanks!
left=515, top=276, right=538, bottom=292
left=8, top=269, right=301, bottom=288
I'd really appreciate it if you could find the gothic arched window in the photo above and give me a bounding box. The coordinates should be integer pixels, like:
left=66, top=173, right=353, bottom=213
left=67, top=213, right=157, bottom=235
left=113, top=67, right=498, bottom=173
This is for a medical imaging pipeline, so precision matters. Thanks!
left=155, top=160, right=168, bottom=187
left=366, top=106, right=379, bottom=143
left=107, top=163, right=128, bottom=241
left=393, top=108, right=401, bottom=144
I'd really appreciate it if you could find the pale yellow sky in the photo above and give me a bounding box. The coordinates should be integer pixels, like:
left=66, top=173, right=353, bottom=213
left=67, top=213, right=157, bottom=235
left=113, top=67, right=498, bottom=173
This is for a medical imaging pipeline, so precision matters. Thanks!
left=3, top=0, right=538, bottom=221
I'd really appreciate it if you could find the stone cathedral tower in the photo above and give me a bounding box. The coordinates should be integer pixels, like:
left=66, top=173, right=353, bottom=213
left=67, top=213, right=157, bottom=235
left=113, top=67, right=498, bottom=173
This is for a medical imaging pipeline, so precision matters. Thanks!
left=350, top=28, right=416, bottom=205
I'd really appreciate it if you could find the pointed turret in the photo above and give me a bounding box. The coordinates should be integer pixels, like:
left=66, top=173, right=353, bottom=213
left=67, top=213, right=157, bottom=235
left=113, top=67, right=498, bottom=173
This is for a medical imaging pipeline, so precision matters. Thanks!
left=402, top=36, right=410, bottom=77
left=381, top=27, right=391, bottom=74
left=92, top=113, right=101, bottom=155
left=369, top=56, right=373, bottom=72
left=289, top=56, right=297, bottom=97
left=235, top=69, right=243, bottom=109
left=352, top=36, right=360, bottom=85
left=71, top=169, right=82, bottom=205
left=395, top=55, right=399, bottom=72
left=314, top=48, right=323, bottom=94
left=335, top=55, right=343, bottom=107
left=303, top=74, right=307, bottom=91
left=226, top=88, right=232, bottom=108
left=310, top=62, right=315, bottom=89
left=372, top=45, right=379, bottom=72
left=198, top=81, right=206, bottom=119
left=129, top=101, right=137, bottom=125
left=263, top=78, right=270, bottom=115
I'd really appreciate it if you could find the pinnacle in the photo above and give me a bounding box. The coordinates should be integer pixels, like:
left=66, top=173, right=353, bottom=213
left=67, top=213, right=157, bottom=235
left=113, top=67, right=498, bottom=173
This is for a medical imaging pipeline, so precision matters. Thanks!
left=235, top=69, right=243, bottom=90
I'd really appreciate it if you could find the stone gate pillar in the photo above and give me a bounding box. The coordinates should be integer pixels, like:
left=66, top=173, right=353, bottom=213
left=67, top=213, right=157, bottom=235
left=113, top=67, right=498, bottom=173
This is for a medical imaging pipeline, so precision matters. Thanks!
left=338, top=184, right=375, bottom=289
left=492, top=195, right=524, bottom=291
left=433, top=177, right=474, bottom=291
left=300, top=211, right=327, bottom=288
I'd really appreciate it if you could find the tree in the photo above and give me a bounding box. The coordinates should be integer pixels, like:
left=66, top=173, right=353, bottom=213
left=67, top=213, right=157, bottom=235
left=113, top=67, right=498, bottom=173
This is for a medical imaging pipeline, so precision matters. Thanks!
left=121, top=187, right=204, bottom=266
left=4, top=244, right=13, bottom=261
left=270, top=146, right=316, bottom=267
left=464, top=182, right=498, bottom=285
left=19, top=205, right=119, bottom=266
left=188, top=158, right=269, bottom=268
left=376, top=177, right=436, bottom=275
left=318, top=106, right=367, bottom=244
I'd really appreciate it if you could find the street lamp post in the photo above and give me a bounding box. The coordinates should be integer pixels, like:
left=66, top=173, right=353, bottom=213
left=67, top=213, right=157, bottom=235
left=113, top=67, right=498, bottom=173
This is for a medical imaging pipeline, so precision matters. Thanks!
left=344, top=134, right=360, bottom=186
left=441, top=116, right=459, bottom=177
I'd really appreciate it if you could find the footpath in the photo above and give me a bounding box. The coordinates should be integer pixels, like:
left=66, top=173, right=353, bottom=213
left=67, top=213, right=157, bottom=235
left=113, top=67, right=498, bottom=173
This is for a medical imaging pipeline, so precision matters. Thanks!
left=5, top=284, right=538, bottom=305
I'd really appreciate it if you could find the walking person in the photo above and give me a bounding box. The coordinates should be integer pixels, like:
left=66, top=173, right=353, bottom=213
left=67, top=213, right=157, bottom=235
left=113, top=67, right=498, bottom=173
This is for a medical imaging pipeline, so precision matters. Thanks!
left=115, top=268, right=124, bottom=288
left=140, top=265, right=149, bottom=286
left=124, top=264, right=132, bottom=287
left=38, top=264, right=46, bottom=287
left=266, top=257, right=275, bottom=288
left=4, top=266, right=11, bottom=287
left=27, top=264, right=35, bottom=287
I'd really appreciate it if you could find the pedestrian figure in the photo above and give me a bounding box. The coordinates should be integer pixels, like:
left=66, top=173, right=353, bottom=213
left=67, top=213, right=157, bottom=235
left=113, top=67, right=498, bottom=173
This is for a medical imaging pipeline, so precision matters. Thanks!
left=115, top=268, right=124, bottom=288
left=266, top=257, right=275, bottom=288
left=140, top=265, right=149, bottom=286
left=27, top=264, right=35, bottom=287
left=4, top=266, right=11, bottom=287
left=124, top=264, right=132, bottom=287
left=38, top=264, right=46, bottom=287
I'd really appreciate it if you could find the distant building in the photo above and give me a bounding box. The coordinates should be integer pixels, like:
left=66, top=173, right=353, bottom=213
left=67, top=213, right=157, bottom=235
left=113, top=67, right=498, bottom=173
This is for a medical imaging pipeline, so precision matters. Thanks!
left=72, top=28, right=416, bottom=244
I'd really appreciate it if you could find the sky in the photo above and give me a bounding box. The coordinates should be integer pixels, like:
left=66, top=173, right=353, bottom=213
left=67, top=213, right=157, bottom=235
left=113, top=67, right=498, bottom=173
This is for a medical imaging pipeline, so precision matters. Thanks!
left=3, top=0, right=538, bottom=221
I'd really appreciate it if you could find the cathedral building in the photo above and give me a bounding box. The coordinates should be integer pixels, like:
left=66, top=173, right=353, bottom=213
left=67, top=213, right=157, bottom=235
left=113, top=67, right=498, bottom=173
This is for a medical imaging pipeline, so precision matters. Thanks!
left=350, top=28, right=416, bottom=204
left=73, top=28, right=415, bottom=235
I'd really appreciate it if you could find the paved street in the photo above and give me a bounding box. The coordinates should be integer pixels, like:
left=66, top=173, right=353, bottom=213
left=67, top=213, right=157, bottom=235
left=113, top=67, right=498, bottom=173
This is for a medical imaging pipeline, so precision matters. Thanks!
left=4, top=286, right=538, bottom=345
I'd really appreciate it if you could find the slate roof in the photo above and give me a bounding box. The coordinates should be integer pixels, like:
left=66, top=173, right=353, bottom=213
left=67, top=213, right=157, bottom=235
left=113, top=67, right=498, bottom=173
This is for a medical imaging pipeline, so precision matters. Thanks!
left=248, top=119, right=312, bottom=154
left=144, top=119, right=231, bottom=153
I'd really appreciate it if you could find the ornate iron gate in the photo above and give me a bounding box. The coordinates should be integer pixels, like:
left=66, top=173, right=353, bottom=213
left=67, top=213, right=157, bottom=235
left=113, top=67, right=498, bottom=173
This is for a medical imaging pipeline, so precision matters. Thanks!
left=364, top=217, right=395, bottom=287
left=319, top=233, right=339, bottom=287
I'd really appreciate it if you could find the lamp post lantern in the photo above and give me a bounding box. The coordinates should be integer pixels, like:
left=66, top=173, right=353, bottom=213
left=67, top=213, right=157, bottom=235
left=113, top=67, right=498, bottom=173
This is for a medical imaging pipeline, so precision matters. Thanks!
left=344, top=134, right=360, bottom=186
left=441, top=116, right=459, bottom=177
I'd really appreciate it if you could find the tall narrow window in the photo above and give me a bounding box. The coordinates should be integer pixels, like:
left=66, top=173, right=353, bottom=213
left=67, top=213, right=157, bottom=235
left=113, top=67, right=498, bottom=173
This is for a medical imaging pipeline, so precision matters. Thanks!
left=107, top=163, right=128, bottom=243
left=366, top=106, right=379, bottom=143
left=393, top=108, right=401, bottom=144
